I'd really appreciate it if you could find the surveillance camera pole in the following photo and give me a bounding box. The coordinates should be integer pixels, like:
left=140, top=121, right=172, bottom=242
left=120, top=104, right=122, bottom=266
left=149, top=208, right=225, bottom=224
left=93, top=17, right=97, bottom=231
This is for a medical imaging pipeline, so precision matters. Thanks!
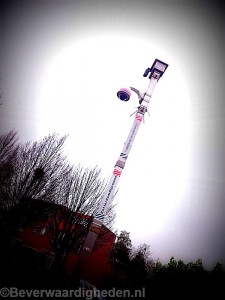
left=78, top=59, right=168, bottom=274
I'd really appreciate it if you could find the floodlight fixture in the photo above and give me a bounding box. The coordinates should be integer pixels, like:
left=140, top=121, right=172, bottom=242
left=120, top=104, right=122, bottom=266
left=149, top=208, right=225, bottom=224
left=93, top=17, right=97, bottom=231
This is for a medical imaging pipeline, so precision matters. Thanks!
left=143, top=59, right=168, bottom=79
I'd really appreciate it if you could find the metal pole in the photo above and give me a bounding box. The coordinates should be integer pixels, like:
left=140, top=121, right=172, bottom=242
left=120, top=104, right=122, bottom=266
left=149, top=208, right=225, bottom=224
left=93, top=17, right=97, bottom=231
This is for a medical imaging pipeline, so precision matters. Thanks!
left=79, top=59, right=168, bottom=271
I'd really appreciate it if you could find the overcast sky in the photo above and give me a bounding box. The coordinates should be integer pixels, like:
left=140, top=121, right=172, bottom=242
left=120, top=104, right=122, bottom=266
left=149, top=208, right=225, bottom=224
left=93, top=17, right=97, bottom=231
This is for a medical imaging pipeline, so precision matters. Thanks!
left=1, top=0, right=225, bottom=269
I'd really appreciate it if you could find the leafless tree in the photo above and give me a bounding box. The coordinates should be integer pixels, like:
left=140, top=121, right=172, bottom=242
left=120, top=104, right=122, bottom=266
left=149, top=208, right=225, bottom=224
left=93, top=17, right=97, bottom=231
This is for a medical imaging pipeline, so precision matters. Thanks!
left=0, top=131, right=19, bottom=228
left=10, top=134, right=69, bottom=203
left=46, top=165, right=116, bottom=266
left=0, top=131, right=116, bottom=269
left=0, top=133, right=71, bottom=231
left=0, top=130, right=19, bottom=239
left=0, top=130, right=18, bottom=186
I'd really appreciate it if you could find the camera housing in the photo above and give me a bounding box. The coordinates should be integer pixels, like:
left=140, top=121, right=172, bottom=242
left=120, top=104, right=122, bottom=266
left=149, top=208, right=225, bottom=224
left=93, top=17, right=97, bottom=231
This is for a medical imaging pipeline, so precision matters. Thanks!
left=117, top=88, right=131, bottom=101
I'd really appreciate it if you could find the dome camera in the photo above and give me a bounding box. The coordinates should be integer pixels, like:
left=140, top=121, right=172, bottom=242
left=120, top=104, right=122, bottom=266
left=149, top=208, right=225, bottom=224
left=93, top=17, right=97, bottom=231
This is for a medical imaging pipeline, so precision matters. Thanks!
left=117, top=88, right=131, bottom=102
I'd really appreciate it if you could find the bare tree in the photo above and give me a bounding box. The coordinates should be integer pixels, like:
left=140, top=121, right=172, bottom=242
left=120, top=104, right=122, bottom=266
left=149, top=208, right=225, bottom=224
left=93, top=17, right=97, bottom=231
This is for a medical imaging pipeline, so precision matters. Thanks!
left=0, top=130, right=18, bottom=164
left=0, top=131, right=116, bottom=271
left=46, top=165, right=116, bottom=267
left=0, top=130, right=19, bottom=243
left=9, top=134, right=69, bottom=202
left=0, top=133, right=71, bottom=230
left=0, top=130, right=18, bottom=189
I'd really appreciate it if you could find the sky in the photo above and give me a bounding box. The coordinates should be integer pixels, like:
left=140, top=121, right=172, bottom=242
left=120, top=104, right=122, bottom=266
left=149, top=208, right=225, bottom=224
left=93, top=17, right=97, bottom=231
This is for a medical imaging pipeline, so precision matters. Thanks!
left=1, top=0, right=225, bottom=269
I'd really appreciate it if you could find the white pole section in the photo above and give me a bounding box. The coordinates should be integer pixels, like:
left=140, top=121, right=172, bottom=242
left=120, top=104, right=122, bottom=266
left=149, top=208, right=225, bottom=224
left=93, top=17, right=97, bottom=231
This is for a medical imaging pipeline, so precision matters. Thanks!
left=95, top=76, right=158, bottom=224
